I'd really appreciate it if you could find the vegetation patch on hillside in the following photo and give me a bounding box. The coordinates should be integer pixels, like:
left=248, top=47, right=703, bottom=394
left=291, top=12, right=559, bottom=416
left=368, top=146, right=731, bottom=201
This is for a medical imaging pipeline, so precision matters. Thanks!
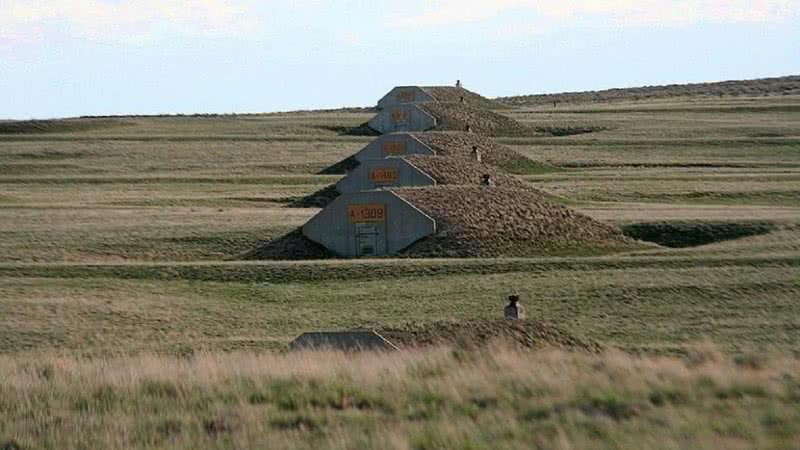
left=498, top=75, right=800, bottom=106
left=0, top=118, right=131, bottom=134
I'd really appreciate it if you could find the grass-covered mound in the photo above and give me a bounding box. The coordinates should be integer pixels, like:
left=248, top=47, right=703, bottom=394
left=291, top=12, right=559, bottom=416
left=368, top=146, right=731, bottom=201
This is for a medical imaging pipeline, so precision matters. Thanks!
left=256, top=185, right=639, bottom=260
left=380, top=319, right=602, bottom=352
left=293, top=155, right=536, bottom=209
left=410, top=131, right=545, bottom=173
left=404, top=155, right=528, bottom=188
left=395, top=186, right=641, bottom=258
left=241, top=228, right=333, bottom=260
left=319, top=132, right=545, bottom=175
left=417, top=103, right=533, bottom=137
left=420, top=86, right=509, bottom=110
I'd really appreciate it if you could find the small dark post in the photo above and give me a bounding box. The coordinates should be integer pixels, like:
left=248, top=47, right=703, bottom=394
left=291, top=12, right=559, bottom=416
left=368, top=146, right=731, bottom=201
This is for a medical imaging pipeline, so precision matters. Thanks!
left=504, top=295, right=525, bottom=320
left=465, top=124, right=472, bottom=132
left=481, top=174, right=494, bottom=187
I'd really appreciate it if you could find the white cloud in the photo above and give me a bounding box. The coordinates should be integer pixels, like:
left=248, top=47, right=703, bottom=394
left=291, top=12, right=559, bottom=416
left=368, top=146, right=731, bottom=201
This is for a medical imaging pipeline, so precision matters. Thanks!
left=0, top=0, right=264, bottom=43
left=388, top=0, right=800, bottom=28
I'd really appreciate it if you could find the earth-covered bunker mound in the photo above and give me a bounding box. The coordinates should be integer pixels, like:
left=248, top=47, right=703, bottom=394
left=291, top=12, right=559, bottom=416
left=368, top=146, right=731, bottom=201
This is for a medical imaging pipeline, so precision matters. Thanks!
left=250, top=185, right=640, bottom=260
left=377, top=86, right=507, bottom=110
left=417, top=103, right=532, bottom=137
left=368, top=103, right=530, bottom=136
left=241, top=228, right=334, bottom=260
left=379, top=320, right=602, bottom=352
left=299, top=155, right=534, bottom=208
left=393, top=186, right=639, bottom=258
left=410, top=132, right=541, bottom=172
left=402, top=155, right=529, bottom=189
left=418, top=86, right=508, bottom=110
left=320, top=132, right=541, bottom=175
left=338, top=155, right=529, bottom=194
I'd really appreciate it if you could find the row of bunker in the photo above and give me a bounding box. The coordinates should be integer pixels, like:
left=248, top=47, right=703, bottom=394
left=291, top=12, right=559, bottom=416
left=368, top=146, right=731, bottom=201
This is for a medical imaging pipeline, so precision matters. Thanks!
left=250, top=85, right=638, bottom=259
left=306, top=84, right=512, bottom=258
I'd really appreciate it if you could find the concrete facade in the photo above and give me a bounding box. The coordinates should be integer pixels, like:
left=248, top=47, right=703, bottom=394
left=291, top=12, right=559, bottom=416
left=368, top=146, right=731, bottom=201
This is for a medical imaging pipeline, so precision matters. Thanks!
left=353, top=133, right=434, bottom=163
left=377, top=86, right=435, bottom=109
left=290, top=331, right=400, bottom=352
left=367, top=104, right=437, bottom=134
left=336, top=158, right=436, bottom=193
left=302, top=191, right=435, bottom=258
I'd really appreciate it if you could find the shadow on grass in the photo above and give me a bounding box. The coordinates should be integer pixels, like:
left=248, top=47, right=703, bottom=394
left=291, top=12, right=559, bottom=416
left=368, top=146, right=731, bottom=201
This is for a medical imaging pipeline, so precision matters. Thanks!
left=315, top=123, right=379, bottom=137
left=621, top=221, right=776, bottom=248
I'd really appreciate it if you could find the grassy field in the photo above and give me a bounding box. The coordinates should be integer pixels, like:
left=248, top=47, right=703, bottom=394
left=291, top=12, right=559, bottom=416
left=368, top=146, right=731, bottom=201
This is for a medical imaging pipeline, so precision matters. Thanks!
left=1, top=90, right=799, bottom=448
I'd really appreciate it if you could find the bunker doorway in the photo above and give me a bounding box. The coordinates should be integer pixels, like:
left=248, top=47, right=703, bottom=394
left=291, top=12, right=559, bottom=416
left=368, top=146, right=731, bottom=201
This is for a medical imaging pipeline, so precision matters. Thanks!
left=355, top=224, right=384, bottom=257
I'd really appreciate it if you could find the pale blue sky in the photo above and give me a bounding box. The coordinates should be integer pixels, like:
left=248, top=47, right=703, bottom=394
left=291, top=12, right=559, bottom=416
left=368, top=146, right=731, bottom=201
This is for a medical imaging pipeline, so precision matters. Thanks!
left=1, top=0, right=799, bottom=119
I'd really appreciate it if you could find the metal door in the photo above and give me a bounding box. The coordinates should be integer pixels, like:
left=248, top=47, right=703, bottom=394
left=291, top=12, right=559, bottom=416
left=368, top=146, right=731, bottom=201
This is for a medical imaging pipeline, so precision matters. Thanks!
left=355, top=224, right=380, bottom=257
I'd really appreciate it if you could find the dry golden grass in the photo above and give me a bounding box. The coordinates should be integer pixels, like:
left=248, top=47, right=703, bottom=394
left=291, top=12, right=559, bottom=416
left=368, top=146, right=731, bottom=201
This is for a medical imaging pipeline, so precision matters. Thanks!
left=1, top=345, right=798, bottom=449
left=1, top=93, right=800, bottom=448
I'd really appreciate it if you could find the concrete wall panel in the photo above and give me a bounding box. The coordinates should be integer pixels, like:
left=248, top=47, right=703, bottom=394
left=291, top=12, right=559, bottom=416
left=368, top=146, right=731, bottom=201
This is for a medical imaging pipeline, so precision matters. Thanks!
left=290, top=331, right=399, bottom=352
left=377, top=86, right=434, bottom=109
left=354, top=133, right=434, bottom=163
left=336, top=158, right=436, bottom=194
left=303, top=191, right=435, bottom=258
left=368, top=105, right=437, bottom=134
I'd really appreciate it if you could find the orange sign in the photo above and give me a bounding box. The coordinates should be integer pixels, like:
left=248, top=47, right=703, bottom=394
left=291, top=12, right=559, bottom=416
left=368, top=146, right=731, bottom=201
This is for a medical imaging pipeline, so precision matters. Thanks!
left=390, top=110, right=410, bottom=124
left=369, top=168, right=399, bottom=184
left=396, top=90, right=415, bottom=102
left=348, top=204, right=387, bottom=223
left=383, top=141, right=406, bottom=156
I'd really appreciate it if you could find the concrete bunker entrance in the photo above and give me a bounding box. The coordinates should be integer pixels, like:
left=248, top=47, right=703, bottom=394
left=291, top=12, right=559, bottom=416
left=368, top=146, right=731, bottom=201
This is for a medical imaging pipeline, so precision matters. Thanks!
left=348, top=203, right=388, bottom=257
left=389, top=109, right=411, bottom=131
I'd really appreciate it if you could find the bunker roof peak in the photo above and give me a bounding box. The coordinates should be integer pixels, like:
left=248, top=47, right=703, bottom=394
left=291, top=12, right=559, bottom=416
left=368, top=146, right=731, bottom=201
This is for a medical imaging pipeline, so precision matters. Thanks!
left=376, top=85, right=506, bottom=111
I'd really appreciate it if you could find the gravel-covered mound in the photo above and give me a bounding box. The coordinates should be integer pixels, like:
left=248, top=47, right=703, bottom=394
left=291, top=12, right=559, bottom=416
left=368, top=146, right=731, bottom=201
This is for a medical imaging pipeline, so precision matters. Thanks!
left=288, top=184, right=340, bottom=208
left=404, top=155, right=529, bottom=189
left=411, top=132, right=540, bottom=171
left=394, top=186, right=636, bottom=258
left=379, top=320, right=602, bottom=352
left=292, top=156, right=531, bottom=209
left=319, top=132, right=544, bottom=175
left=418, top=103, right=532, bottom=137
left=241, top=228, right=334, bottom=260
left=420, top=86, right=508, bottom=110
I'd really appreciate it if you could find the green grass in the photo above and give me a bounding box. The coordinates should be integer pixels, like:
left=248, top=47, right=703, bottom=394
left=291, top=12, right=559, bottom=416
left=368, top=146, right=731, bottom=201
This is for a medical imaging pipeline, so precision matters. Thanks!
left=1, top=93, right=800, bottom=448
